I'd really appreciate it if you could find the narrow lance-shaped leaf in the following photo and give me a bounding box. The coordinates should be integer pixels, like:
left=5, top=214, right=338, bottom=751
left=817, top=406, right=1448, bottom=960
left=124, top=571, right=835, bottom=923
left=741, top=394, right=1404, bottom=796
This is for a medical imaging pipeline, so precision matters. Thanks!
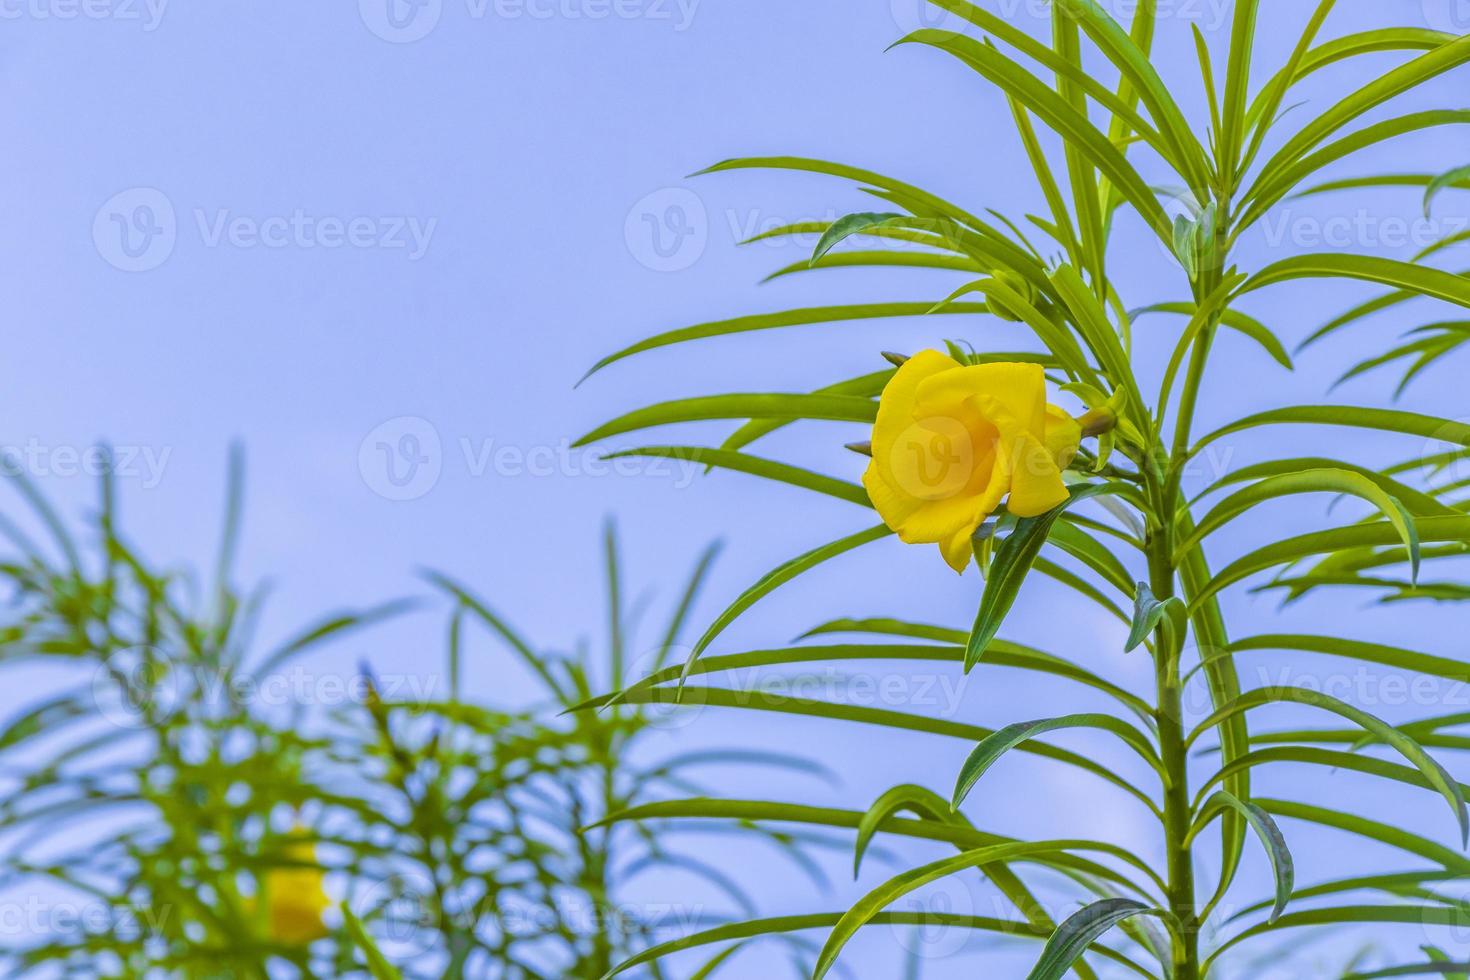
left=1131, top=302, right=1292, bottom=368
left=952, top=714, right=1166, bottom=812
left=1188, top=686, right=1468, bottom=846
left=1025, top=899, right=1166, bottom=980
left=1125, top=581, right=1185, bottom=653
left=967, top=483, right=1128, bottom=670
left=893, top=29, right=1170, bottom=244
left=809, top=212, right=905, bottom=264
left=1176, top=468, right=1424, bottom=582
left=341, top=902, right=403, bottom=980
left=813, top=842, right=1157, bottom=980
left=574, top=394, right=879, bottom=447
left=1189, top=791, right=1294, bottom=923
left=603, top=446, right=872, bottom=508
left=853, top=784, right=956, bottom=879
left=1426, top=164, right=1470, bottom=216
left=577, top=302, right=987, bottom=382
left=681, top=525, right=893, bottom=687
left=1240, top=255, right=1470, bottom=311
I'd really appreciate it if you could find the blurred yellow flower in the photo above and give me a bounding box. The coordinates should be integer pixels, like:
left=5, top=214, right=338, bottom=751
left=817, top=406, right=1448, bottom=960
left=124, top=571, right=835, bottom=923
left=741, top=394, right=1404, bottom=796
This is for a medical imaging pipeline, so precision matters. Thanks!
left=863, top=350, right=1081, bottom=573
left=256, top=835, right=331, bottom=945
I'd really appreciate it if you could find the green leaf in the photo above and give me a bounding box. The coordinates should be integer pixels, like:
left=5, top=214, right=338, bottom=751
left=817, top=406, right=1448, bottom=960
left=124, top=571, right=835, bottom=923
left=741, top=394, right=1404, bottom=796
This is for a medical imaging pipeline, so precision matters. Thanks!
left=1414, top=946, right=1469, bottom=980
left=1252, top=34, right=1470, bottom=193
left=1125, top=581, right=1185, bottom=653
left=582, top=637, right=1152, bottom=721
left=1049, top=0, right=1212, bottom=192
left=814, top=842, right=1157, bottom=980
left=1217, top=0, right=1260, bottom=187
left=600, top=910, right=1149, bottom=980
left=1426, top=164, right=1470, bottom=216
left=341, top=902, right=402, bottom=980
left=595, top=688, right=1161, bottom=813
left=1346, top=961, right=1470, bottom=979
left=1299, top=273, right=1470, bottom=352
left=951, top=714, right=1165, bottom=812
left=1189, top=687, right=1468, bottom=846
left=1259, top=800, right=1470, bottom=874
left=591, top=798, right=1159, bottom=898
left=1208, top=902, right=1470, bottom=970
left=688, top=943, right=749, bottom=980
left=577, top=302, right=986, bottom=382
left=893, top=30, right=1170, bottom=244
left=810, top=212, right=905, bottom=264
left=603, top=446, right=871, bottom=507
left=682, top=525, right=893, bottom=684
left=1132, top=302, right=1292, bottom=368
left=1177, top=468, right=1425, bottom=582
left=1217, top=634, right=1470, bottom=688
left=1025, top=899, right=1165, bottom=980
left=1242, top=110, right=1470, bottom=227
left=1241, top=255, right=1470, bottom=311
left=1245, top=30, right=1453, bottom=136
left=1190, top=791, right=1294, bottom=923
left=927, top=0, right=1181, bottom=182
left=966, top=483, right=1127, bottom=670
left=1237, top=0, right=1334, bottom=179
left=766, top=249, right=980, bottom=283
left=574, top=393, right=878, bottom=447
left=1195, top=456, right=1453, bottom=518
left=423, top=571, right=578, bottom=703
left=721, top=369, right=893, bottom=455
left=1194, top=406, right=1470, bottom=456
left=853, top=784, right=955, bottom=879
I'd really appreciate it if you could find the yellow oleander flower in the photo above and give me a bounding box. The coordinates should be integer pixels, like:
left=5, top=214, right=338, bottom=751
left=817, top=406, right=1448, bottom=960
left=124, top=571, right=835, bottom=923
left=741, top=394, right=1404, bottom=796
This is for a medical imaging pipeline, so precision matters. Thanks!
left=863, top=350, right=1082, bottom=573
left=255, top=835, right=331, bottom=945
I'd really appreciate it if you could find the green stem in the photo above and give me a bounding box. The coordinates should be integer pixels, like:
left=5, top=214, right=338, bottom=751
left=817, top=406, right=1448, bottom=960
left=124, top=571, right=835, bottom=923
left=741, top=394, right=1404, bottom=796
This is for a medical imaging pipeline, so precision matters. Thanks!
left=1146, top=514, right=1200, bottom=980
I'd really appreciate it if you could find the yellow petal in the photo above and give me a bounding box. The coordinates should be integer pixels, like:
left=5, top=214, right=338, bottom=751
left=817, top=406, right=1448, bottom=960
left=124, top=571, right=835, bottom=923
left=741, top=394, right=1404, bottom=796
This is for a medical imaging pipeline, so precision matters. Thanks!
left=1006, top=432, right=1070, bottom=517
left=914, top=362, right=1047, bottom=440
left=968, top=392, right=1065, bottom=519
left=270, top=894, right=331, bottom=945
left=1043, top=404, right=1083, bottom=470
left=865, top=463, right=991, bottom=544
left=262, top=834, right=331, bottom=945
left=870, top=350, right=963, bottom=460
left=941, top=523, right=977, bottom=573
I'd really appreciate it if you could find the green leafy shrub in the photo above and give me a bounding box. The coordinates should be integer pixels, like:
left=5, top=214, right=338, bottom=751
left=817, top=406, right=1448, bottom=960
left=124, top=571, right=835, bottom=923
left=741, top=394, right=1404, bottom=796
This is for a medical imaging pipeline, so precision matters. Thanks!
left=0, top=462, right=817, bottom=978
left=580, top=4, right=1470, bottom=978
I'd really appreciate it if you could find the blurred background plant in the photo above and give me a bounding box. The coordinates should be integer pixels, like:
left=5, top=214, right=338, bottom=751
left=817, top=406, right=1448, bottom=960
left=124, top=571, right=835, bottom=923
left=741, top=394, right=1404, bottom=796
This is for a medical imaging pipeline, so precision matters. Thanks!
left=0, top=453, right=826, bottom=978
left=0, top=449, right=395, bottom=977
left=313, top=522, right=837, bottom=978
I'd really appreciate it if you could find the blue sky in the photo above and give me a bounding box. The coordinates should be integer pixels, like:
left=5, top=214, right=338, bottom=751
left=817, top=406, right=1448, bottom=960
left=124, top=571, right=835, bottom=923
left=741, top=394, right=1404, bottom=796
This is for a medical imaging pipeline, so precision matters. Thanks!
left=4, top=1, right=1470, bottom=975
